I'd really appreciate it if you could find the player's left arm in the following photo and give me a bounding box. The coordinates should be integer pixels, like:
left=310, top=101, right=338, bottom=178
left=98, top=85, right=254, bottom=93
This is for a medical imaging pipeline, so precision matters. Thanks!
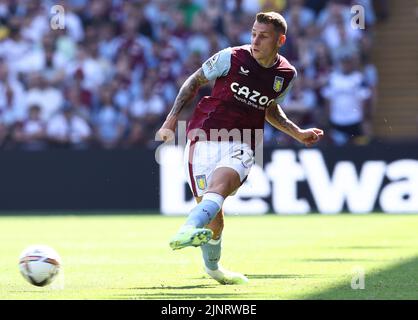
left=265, top=101, right=324, bottom=147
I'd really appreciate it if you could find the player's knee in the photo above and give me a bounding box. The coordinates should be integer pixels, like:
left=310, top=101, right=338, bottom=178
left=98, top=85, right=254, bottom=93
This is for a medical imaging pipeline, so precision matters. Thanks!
left=208, top=181, right=238, bottom=197
left=208, top=169, right=241, bottom=197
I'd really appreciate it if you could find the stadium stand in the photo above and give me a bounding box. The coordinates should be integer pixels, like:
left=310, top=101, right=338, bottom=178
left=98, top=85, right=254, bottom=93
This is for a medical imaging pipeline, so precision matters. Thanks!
left=0, top=0, right=399, bottom=149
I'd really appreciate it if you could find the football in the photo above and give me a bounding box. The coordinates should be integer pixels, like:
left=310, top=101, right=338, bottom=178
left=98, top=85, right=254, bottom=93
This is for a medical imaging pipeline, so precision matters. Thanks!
left=19, top=245, right=62, bottom=287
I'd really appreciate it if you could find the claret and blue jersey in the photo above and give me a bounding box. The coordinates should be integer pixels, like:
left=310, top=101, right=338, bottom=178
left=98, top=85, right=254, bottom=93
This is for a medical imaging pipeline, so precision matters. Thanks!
left=186, top=44, right=297, bottom=147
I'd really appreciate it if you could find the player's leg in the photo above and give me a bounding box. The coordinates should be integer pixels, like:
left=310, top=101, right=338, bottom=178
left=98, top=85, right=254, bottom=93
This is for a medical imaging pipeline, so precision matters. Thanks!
left=182, top=196, right=245, bottom=285
left=205, top=205, right=224, bottom=240
left=170, top=141, right=251, bottom=253
left=172, top=140, right=250, bottom=283
left=186, top=195, right=228, bottom=280
left=199, top=203, right=248, bottom=285
left=177, top=166, right=239, bottom=231
left=170, top=141, right=222, bottom=250
left=188, top=153, right=251, bottom=233
left=169, top=168, right=239, bottom=250
left=169, top=173, right=234, bottom=250
left=199, top=143, right=254, bottom=285
left=192, top=195, right=225, bottom=240
left=194, top=196, right=248, bottom=285
left=198, top=194, right=224, bottom=272
left=198, top=169, right=248, bottom=284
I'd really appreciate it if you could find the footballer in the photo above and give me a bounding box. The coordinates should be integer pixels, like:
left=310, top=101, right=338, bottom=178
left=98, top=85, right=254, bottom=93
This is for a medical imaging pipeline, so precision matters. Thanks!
left=156, top=12, right=324, bottom=285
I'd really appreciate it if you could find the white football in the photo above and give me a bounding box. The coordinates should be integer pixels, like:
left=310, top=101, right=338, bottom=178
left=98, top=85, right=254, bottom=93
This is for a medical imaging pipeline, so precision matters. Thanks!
left=19, top=245, right=61, bottom=287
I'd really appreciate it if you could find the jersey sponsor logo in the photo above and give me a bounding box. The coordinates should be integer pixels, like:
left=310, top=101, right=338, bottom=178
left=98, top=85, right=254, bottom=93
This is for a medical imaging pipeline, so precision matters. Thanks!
left=195, top=174, right=207, bottom=190
left=230, top=82, right=274, bottom=107
left=273, top=76, right=284, bottom=92
left=239, top=66, right=250, bottom=76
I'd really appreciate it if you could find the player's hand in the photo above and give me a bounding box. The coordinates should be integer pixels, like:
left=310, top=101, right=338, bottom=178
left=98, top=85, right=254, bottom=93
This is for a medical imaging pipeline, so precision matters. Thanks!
left=297, top=128, right=324, bottom=147
left=156, top=127, right=175, bottom=143
left=156, top=116, right=177, bottom=143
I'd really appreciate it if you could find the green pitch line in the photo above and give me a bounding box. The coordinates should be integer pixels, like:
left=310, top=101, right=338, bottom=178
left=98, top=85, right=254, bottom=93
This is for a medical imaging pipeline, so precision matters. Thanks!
left=0, top=214, right=417, bottom=299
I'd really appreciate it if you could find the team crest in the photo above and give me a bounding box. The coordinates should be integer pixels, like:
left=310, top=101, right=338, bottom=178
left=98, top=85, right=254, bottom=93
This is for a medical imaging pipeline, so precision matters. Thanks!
left=273, top=76, right=284, bottom=92
left=195, top=175, right=207, bottom=190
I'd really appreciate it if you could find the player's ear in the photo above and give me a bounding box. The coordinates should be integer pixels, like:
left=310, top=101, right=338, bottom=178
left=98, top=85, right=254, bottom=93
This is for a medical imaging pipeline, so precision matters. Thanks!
left=277, top=34, right=286, bottom=47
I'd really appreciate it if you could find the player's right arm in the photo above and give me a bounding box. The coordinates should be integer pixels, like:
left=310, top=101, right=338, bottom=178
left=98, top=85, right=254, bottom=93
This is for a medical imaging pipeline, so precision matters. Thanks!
left=156, top=68, right=209, bottom=142
left=156, top=48, right=232, bottom=142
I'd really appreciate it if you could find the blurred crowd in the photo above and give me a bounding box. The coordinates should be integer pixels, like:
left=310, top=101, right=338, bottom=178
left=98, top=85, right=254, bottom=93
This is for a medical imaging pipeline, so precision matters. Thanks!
left=0, top=0, right=388, bottom=150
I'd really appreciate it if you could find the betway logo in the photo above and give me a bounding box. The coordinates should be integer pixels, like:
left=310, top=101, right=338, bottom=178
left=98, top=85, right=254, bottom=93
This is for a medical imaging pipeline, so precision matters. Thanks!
left=160, top=147, right=418, bottom=215
left=230, top=82, right=274, bottom=107
left=266, top=150, right=418, bottom=214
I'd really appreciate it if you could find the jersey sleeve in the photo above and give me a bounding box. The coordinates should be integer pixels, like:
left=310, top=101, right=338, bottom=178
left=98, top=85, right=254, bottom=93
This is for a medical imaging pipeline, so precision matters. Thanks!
left=202, top=47, right=232, bottom=81
left=275, top=69, right=297, bottom=105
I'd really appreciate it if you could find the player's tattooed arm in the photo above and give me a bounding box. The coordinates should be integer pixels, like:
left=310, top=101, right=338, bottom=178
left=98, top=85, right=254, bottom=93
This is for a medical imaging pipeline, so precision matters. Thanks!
left=265, top=101, right=324, bottom=147
left=167, top=68, right=209, bottom=119
left=157, top=68, right=209, bottom=142
left=265, top=101, right=301, bottom=139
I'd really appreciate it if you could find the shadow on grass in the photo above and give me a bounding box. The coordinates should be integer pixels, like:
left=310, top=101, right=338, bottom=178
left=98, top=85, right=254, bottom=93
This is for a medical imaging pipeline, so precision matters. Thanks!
left=114, top=292, right=248, bottom=299
left=305, top=255, right=418, bottom=300
left=8, top=290, right=49, bottom=293
left=300, top=258, right=389, bottom=262
left=190, top=273, right=335, bottom=280
left=127, top=284, right=217, bottom=290
left=330, top=246, right=406, bottom=250
left=246, top=274, right=332, bottom=279
left=115, top=283, right=249, bottom=299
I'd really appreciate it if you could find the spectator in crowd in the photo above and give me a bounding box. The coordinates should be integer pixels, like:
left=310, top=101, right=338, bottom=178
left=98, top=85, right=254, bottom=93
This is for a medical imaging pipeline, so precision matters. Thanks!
left=321, top=53, right=372, bottom=145
left=46, top=104, right=92, bottom=149
left=12, top=104, right=47, bottom=151
left=93, top=85, right=128, bottom=149
left=225, top=0, right=261, bottom=16
left=0, top=59, right=26, bottom=128
left=284, top=0, right=316, bottom=30
left=260, top=0, right=287, bottom=12
left=178, top=0, right=202, bottom=29
left=1, top=16, right=44, bottom=75
left=65, top=81, right=92, bottom=122
left=202, top=0, right=225, bottom=35
left=71, top=41, right=112, bottom=92
left=322, top=13, right=360, bottom=63
left=282, top=73, right=318, bottom=128
left=304, top=41, right=333, bottom=113
left=41, top=32, right=69, bottom=86
left=124, top=118, right=147, bottom=148
left=130, top=79, right=165, bottom=142
left=25, top=72, right=64, bottom=122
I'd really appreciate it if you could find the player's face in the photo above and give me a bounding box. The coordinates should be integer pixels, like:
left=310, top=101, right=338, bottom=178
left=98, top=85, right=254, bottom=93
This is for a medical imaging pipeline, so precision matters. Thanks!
left=251, top=21, right=285, bottom=61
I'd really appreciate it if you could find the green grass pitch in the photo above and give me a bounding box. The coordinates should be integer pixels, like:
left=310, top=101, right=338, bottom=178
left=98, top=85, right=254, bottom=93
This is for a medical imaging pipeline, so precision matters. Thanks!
left=1, top=213, right=417, bottom=300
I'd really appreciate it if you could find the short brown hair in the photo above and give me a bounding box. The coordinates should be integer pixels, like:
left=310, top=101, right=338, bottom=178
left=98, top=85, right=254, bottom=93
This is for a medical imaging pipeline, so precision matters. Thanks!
left=256, top=12, right=287, bottom=35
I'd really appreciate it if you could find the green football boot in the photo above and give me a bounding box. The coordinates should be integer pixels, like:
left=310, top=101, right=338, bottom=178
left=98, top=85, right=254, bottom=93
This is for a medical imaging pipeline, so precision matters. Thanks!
left=169, top=227, right=213, bottom=250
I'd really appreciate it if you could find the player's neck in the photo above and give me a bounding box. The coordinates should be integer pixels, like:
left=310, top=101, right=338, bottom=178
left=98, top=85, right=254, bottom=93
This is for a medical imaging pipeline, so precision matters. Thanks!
left=253, top=51, right=279, bottom=68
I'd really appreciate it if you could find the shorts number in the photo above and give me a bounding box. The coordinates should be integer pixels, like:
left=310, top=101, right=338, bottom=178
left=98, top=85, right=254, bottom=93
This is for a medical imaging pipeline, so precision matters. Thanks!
left=232, top=149, right=254, bottom=168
